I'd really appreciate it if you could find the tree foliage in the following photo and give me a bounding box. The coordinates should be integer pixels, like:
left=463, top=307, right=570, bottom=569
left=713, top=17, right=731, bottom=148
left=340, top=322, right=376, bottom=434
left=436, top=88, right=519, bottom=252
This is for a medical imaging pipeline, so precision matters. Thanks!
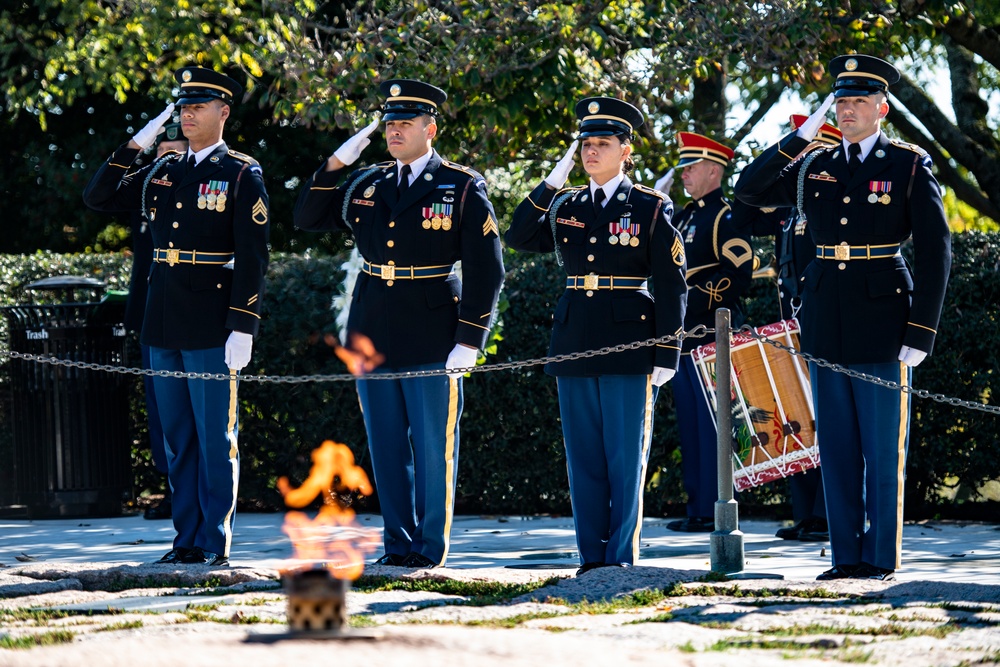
left=2, top=1, right=997, bottom=254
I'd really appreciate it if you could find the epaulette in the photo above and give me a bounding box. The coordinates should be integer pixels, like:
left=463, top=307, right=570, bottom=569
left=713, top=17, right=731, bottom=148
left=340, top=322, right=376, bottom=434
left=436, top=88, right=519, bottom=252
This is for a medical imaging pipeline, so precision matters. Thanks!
left=889, top=138, right=929, bottom=157
left=633, top=183, right=667, bottom=200
left=160, top=149, right=184, bottom=158
left=227, top=149, right=260, bottom=167
left=441, top=160, right=484, bottom=181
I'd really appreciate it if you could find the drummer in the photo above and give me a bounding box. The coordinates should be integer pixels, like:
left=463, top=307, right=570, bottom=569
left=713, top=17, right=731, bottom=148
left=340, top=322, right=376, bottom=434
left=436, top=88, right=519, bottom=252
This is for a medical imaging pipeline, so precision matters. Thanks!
left=653, top=132, right=754, bottom=532
left=737, top=114, right=844, bottom=543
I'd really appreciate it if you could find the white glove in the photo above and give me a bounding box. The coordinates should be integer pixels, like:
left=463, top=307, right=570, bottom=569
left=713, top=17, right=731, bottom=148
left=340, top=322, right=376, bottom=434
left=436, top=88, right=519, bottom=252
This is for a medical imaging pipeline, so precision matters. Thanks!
left=445, top=344, right=479, bottom=379
left=795, top=93, right=835, bottom=142
left=225, top=331, right=254, bottom=371
left=653, top=168, right=675, bottom=196
left=333, top=117, right=381, bottom=166
left=898, top=345, right=927, bottom=367
left=543, top=140, right=579, bottom=189
left=133, top=103, right=176, bottom=150
left=651, top=366, right=676, bottom=387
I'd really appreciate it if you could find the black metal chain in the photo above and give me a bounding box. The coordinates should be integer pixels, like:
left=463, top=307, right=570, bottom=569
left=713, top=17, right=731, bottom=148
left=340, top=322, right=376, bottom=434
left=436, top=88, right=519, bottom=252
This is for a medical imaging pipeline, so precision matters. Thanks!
left=3, top=325, right=998, bottom=417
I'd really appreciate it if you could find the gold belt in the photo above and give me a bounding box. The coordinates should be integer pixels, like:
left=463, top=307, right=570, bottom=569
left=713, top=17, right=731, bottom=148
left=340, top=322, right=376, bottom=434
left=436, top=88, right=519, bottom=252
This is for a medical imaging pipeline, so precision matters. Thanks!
left=152, top=249, right=234, bottom=266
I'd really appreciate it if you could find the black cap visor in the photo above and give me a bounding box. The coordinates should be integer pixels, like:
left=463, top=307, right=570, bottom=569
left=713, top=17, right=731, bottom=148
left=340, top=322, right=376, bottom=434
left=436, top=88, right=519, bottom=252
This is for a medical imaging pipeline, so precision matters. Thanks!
left=578, top=119, right=632, bottom=139
left=833, top=78, right=887, bottom=98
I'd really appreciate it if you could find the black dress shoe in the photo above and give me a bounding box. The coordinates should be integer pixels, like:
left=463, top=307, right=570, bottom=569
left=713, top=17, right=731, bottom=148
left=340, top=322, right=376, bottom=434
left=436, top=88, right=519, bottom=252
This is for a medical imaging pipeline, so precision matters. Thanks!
left=666, top=517, right=714, bottom=532
left=852, top=562, right=895, bottom=581
left=156, top=548, right=190, bottom=564
left=179, top=547, right=208, bottom=564
left=816, top=564, right=859, bottom=580
left=776, top=516, right=829, bottom=541
left=373, top=553, right=407, bottom=566
left=143, top=499, right=172, bottom=520
left=402, top=553, right=438, bottom=569
left=205, top=552, right=229, bottom=567
left=575, top=562, right=606, bottom=576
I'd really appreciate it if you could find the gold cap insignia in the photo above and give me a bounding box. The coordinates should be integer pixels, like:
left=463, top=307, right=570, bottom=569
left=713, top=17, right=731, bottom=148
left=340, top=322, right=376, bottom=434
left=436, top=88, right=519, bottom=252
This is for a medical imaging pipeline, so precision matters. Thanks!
left=588, top=101, right=600, bottom=114
left=845, top=58, right=858, bottom=71
left=390, top=84, right=401, bottom=97
left=182, top=70, right=192, bottom=82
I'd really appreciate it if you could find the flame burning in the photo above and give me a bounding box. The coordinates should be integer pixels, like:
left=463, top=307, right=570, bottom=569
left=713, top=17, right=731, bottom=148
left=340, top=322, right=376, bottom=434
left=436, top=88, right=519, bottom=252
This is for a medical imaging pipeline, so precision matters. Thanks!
left=325, top=332, right=385, bottom=376
left=278, top=441, right=377, bottom=580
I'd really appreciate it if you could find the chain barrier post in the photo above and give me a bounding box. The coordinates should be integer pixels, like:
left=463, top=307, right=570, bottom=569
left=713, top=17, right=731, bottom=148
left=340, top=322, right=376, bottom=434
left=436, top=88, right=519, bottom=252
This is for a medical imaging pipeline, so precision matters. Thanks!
left=710, top=308, right=745, bottom=574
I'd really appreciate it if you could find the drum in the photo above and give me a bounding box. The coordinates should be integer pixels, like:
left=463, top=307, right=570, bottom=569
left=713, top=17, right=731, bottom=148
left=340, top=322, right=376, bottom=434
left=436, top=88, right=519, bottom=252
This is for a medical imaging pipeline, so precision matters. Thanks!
left=690, top=319, right=819, bottom=491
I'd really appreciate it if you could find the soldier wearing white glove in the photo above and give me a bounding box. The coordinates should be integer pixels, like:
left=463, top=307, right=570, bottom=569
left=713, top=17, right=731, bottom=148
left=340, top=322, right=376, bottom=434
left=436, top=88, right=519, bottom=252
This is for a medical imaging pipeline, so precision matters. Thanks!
left=651, top=367, right=676, bottom=387
left=897, top=345, right=927, bottom=367
left=795, top=93, right=835, bottom=142
left=130, top=103, right=176, bottom=150
left=225, top=331, right=254, bottom=371
left=445, top=344, right=479, bottom=379
left=653, top=168, right=675, bottom=196
left=326, top=117, right=381, bottom=171
left=544, top=140, right=579, bottom=189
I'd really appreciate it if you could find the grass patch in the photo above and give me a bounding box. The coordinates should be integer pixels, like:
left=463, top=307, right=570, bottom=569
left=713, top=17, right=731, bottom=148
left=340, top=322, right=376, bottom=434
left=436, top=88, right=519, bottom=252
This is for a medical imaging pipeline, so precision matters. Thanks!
left=352, top=575, right=562, bottom=606
left=760, top=621, right=961, bottom=640
left=0, top=608, right=70, bottom=623
left=665, top=582, right=854, bottom=601
left=626, top=612, right=674, bottom=624
left=95, top=620, right=144, bottom=632
left=187, top=603, right=222, bottom=613
left=0, top=630, right=76, bottom=649
left=348, top=614, right=379, bottom=628
left=464, top=611, right=565, bottom=628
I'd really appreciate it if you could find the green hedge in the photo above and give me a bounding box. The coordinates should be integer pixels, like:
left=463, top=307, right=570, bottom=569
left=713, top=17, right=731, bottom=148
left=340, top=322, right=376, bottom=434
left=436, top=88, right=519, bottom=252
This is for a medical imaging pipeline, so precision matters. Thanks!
left=1, top=235, right=998, bottom=517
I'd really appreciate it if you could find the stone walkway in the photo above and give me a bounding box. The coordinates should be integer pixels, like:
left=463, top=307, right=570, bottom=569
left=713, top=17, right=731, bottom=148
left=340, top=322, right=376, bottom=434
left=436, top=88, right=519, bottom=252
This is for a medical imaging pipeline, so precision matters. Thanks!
left=1, top=514, right=998, bottom=665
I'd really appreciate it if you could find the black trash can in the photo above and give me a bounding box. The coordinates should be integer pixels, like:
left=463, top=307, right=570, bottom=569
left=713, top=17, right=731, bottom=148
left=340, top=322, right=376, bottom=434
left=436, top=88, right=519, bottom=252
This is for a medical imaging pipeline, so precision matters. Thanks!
left=1, top=276, right=131, bottom=518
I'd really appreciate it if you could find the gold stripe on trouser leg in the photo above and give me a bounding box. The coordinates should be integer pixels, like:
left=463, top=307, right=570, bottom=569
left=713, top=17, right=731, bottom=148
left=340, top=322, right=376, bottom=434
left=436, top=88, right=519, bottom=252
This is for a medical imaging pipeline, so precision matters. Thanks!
left=630, top=376, right=656, bottom=562
left=222, top=369, right=240, bottom=557
left=437, top=376, right=461, bottom=566
left=894, top=362, right=909, bottom=570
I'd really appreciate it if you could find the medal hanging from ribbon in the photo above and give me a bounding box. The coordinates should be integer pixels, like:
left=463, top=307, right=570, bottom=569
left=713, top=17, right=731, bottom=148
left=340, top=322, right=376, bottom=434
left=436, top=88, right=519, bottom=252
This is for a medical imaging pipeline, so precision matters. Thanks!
left=421, top=203, right=453, bottom=230
left=198, top=181, right=229, bottom=212
left=609, top=216, right=639, bottom=247
left=868, top=180, right=892, bottom=206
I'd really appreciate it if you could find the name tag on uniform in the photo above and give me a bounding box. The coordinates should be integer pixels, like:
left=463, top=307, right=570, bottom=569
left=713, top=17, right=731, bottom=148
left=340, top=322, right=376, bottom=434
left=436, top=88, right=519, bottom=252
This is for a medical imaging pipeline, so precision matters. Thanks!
left=556, top=217, right=584, bottom=228
left=808, top=172, right=837, bottom=182
left=351, top=198, right=375, bottom=206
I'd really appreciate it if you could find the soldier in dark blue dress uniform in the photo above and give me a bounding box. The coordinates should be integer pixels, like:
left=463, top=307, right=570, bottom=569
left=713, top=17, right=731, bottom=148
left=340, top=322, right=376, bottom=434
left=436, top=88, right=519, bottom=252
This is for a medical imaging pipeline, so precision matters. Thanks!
left=663, top=133, right=754, bottom=533
left=294, top=80, right=505, bottom=569
left=131, top=123, right=188, bottom=522
left=735, top=55, right=952, bottom=580
left=506, top=98, right=688, bottom=575
left=84, top=67, right=270, bottom=567
left=738, top=115, right=844, bottom=543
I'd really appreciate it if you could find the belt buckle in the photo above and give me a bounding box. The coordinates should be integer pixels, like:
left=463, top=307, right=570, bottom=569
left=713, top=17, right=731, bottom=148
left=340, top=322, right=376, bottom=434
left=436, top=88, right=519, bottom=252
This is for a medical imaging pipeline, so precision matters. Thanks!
left=166, top=249, right=180, bottom=266
left=833, top=245, right=850, bottom=261
left=380, top=264, right=395, bottom=281
left=583, top=274, right=599, bottom=291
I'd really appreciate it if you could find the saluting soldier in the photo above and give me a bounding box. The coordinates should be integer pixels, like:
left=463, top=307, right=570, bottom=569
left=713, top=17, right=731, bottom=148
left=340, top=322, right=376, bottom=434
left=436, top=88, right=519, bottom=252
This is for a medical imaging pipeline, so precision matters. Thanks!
left=738, top=115, right=844, bottom=543
left=659, top=133, right=753, bottom=533
left=84, top=67, right=270, bottom=567
left=735, top=55, right=951, bottom=580
left=506, top=98, right=687, bottom=575
left=294, top=79, right=504, bottom=569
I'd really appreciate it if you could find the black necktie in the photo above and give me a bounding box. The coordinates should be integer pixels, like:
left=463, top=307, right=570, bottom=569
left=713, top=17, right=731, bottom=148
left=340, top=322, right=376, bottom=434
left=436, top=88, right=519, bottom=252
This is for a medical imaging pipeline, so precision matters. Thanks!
left=398, top=164, right=411, bottom=195
left=188, top=155, right=197, bottom=172
left=847, top=143, right=862, bottom=175
left=593, top=187, right=606, bottom=214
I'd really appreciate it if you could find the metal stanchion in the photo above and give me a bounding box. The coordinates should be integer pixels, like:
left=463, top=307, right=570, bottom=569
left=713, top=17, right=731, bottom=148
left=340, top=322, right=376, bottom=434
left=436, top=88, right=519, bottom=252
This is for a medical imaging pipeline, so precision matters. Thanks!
left=710, top=308, right=745, bottom=574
